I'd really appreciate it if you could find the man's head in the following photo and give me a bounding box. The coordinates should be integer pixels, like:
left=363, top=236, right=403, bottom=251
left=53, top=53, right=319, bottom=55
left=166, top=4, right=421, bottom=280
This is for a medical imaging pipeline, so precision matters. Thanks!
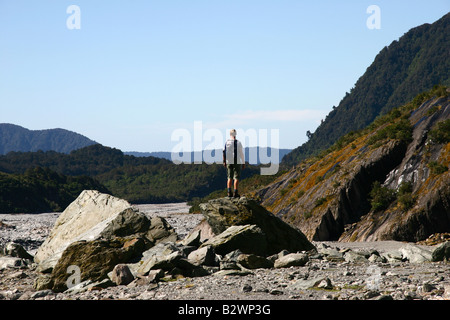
left=230, top=129, right=237, bottom=138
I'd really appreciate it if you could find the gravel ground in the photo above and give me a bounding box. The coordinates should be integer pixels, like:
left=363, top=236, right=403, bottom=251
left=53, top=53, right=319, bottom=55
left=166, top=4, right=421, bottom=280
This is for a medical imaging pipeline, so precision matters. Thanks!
left=0, top=203, right=449, bottom=301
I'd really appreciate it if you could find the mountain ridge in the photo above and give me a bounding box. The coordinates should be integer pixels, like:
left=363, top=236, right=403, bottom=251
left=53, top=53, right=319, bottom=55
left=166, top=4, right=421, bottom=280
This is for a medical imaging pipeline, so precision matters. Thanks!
left=283, top=12, right=450, bottom=166
left=0, top=123, right=97, bottom=155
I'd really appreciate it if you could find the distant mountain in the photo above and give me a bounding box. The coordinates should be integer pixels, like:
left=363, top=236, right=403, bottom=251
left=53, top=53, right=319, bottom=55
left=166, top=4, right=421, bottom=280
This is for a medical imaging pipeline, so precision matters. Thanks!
left=125, top=147, right=292, bottom=164
left=283, top=12, right=450, bottom=165
left=0, top=123, right=97, bottom=155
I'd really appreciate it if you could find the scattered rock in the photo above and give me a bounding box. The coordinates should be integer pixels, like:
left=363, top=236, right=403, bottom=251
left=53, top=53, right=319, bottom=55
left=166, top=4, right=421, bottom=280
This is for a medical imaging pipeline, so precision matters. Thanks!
left=0, top=257, right=26, bottom=270
left=199, top=197, right=315, bottom=255
left=237, top=254, right=273, bottom=269
left=398, top=244, right=433, bottom=263
left=201, top=224, right=267, bottom=256
left=187, top=246, right=217, bottom=267
left=274, top=253, right=309, bottom=268
left=431, top=241, right=450, bottom=261
left=3, top=242, right=33, bottom=260
left=111, top=264, right=134, bottom=286
left=42, top=237, right=145, bottom=292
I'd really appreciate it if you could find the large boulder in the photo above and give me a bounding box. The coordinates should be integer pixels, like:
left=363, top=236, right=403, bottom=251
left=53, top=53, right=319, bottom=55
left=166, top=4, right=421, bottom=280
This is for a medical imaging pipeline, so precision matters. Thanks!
left=42, top=237, right=145, bottom=292
left=34, top=190, right=177, bottom=272
left=201, top=225, right=267, bottom=256
left=199, top=197, right=315, bottom=256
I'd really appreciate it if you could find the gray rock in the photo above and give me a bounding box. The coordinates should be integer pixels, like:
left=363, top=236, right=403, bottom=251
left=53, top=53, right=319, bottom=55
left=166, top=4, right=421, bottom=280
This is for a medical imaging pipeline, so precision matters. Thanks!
left=181, top=229, right=202, bottom=247
left=43, top=237, right=145, bottom=292
left=274, top=253, right=309, bottom=268
left=187, top=245, right=217, bottom=267
left=201, top=224, right=268, bottom=256
left=111, top=264, right=134, bottom=285
left=30, top=289, right=53, bottom=299
left=344, top=251, right=369, bottom=263
left=199, top=197, right=315, bottom=256
left=34, top=191, right=132, bottom=266
left=289, top=276, right=328, bottom=290
left=237, top=254, right=273, bottom=269
left=317, top=278, right=333, bottom=289
left=431, top=241, right=450, bottom=261
left=316, top=243, right=344, bottom=261
left=398, top=244, right=432, bottom=263
left=0, top=257, right=25, bottom=270
left=3, top=242, right=33, bottom=260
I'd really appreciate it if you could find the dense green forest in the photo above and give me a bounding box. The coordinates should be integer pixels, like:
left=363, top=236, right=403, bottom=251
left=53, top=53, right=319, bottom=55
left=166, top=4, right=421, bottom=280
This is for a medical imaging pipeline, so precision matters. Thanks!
left=283, top=12, right=450, bottom=166
left=0, top=144, right=261, bottom=211
left=0, top=167, right=109, bottom=213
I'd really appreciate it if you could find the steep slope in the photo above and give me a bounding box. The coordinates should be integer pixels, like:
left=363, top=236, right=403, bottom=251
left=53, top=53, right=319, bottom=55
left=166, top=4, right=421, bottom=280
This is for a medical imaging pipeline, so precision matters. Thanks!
left=283, top=12, right=450, bottom=166
left=0, top=123, right=97, bottom=155
left=256, top=86, right=449, bottom=242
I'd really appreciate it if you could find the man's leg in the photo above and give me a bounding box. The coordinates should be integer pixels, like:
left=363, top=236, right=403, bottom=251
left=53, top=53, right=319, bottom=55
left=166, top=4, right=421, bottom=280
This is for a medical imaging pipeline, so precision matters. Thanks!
left=233, top=164, right=241, bottom=198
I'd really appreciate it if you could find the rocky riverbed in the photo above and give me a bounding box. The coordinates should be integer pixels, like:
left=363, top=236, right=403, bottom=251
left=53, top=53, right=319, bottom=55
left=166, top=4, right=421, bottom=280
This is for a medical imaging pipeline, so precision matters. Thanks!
left=0, top=203, right=449, bottom=301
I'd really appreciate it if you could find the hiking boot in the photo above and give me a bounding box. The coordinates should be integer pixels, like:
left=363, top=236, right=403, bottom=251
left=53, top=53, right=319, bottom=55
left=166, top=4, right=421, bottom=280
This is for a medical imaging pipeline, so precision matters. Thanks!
left=233, top=190, right=240, bottom=198
left=227, top=190, right=233, bottom=198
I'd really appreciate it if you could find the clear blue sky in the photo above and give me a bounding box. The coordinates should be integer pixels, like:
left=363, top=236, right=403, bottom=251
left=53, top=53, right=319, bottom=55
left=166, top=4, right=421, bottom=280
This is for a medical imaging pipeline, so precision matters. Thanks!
left=1, top=1, right=448, bottom=152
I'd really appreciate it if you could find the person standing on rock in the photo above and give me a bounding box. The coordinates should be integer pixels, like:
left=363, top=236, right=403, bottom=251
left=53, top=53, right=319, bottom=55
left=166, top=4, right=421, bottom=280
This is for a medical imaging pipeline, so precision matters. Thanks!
left=223, top=129, right=245, bottom=198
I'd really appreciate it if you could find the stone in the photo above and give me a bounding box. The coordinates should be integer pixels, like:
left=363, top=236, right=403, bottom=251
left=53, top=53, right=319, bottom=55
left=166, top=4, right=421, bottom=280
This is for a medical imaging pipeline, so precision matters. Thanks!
left=111, top=264, right=134, bottom=285
left=0, top=257, right=25, bottom=270
left=289, top=276, right=328, bottom=290
left=431, top=241, right=450, bottom=261
left=236, top=254, right=273, bottom=269
left=201, top=225, right=267, bottom=256
left=34, top=190, right=133, bottom=267
left=274, top=253, right=309, bottom=268
left=33, top=274, right=53, bottom=291
left=34, top=190, right=177, bottom=272
left=199, top=197, right=315, bottom=256
left=316, top=244, right=344, bottom=261
left=3, top=242, right=33, bottom=260
left=42, top=237, right=146, bottom=292
left=136, top=242, right=181, bottom=275
left=181, top=229, right=202, bottom=247
left=398, top=244, right=432, bottom=263
left=191, top=219, right=215, bottom=242
left=317, top=278, right=333, bottom=289
left=344, top=251, right=369, bottom=263
left=187, top=246, right=217, bottom=267
left=144, top=216, right=178, bottom=245
left=242, top=284, right=252, bottom=292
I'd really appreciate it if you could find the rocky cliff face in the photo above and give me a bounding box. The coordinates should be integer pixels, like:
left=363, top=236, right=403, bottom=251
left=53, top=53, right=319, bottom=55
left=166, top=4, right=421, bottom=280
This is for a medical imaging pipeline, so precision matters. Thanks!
left=257, top=88, right=449, bottom=242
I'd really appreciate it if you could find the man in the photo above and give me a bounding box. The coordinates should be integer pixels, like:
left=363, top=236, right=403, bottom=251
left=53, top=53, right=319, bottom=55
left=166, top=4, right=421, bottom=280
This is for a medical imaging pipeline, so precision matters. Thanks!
left=223, top=129, right=245, bottom=198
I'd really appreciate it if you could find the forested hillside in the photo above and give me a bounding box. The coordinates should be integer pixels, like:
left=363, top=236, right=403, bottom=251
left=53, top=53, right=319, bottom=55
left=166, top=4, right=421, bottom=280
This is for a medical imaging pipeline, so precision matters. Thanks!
left=0, top=124, right=97, bottom=155
left=0, top=144, right=260, bottom=211
left=283, top=12, right=450, bottom=165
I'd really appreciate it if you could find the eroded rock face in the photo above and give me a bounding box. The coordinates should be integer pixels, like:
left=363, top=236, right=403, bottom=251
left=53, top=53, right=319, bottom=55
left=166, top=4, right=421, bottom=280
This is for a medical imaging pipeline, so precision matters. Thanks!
left=199, top=197, right=315, bottom=255
left=258, top=94, right=450, bottom=242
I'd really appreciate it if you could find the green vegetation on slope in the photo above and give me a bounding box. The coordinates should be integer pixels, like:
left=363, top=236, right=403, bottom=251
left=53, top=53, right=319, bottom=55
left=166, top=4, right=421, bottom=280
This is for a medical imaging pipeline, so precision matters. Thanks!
left=0, top=167, right=110, bottom=213
left=283, top=13, right=450, bottom=166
